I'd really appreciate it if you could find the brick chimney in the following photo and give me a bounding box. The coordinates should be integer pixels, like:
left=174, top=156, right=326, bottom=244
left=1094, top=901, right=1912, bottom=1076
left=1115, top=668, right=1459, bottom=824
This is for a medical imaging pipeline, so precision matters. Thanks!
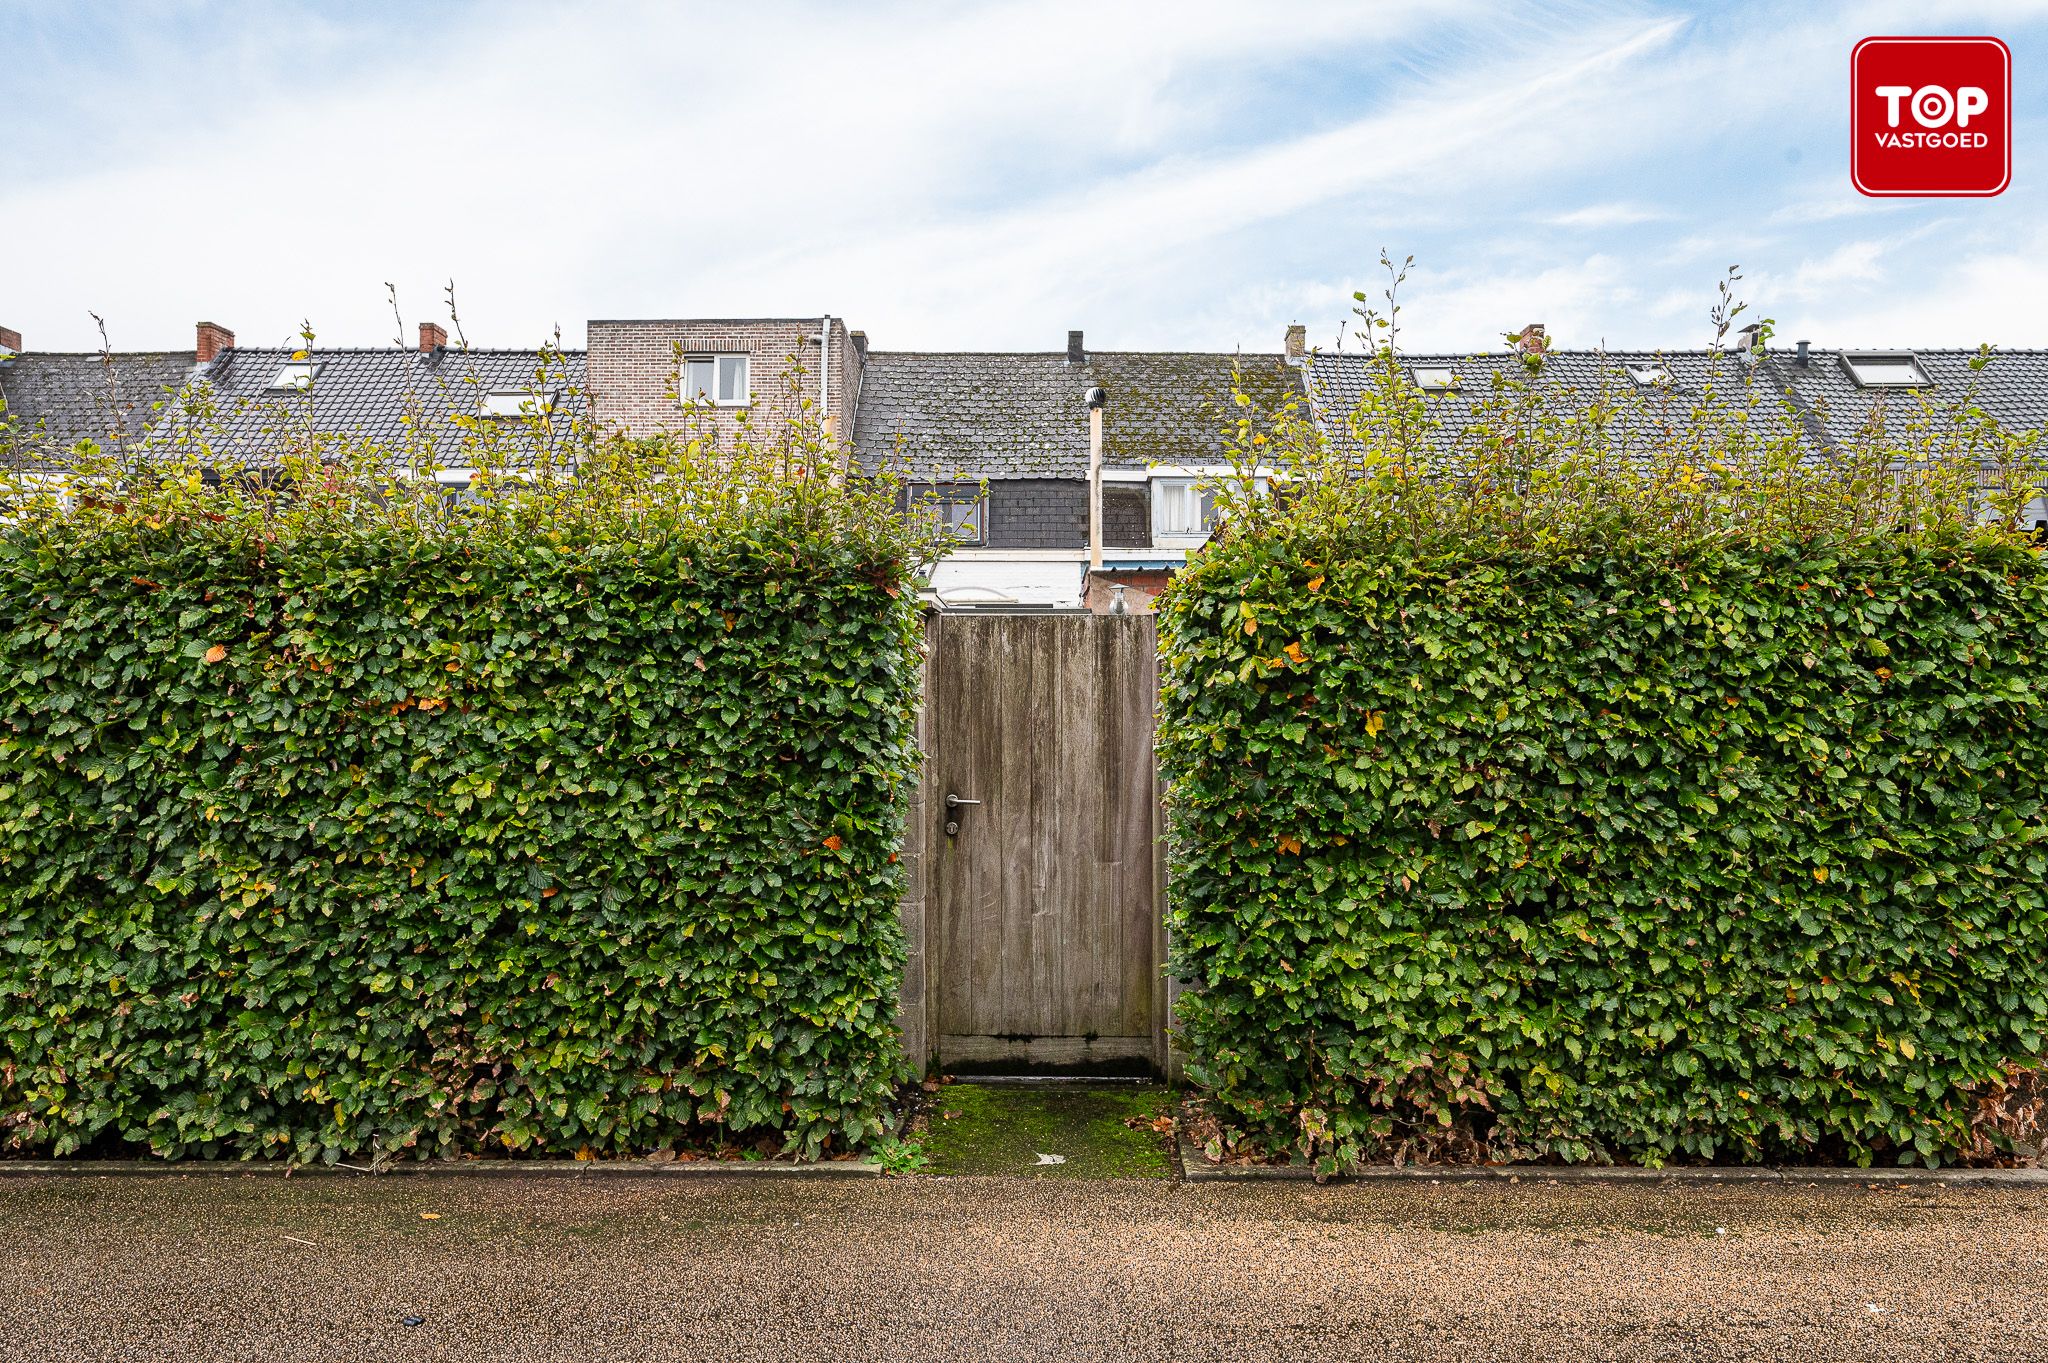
left=1284, top=323, right=1307, bottom=365
left=196, top=321, right=235, bottom=365
left=1515, top=322, right=1546, bottom=356
left=849, top=329, right=868, bottom=356
left=418, top=321, right=447, bottom=354
left=0, top=325, right=19, bottom=354
left=1067, top=329, right=1085, bottom=364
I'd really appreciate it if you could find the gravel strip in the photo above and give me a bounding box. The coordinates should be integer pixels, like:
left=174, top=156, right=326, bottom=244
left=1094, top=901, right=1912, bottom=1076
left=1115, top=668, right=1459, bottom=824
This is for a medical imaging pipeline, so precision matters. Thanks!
left=1, top=1174, right=2043, bottom=1361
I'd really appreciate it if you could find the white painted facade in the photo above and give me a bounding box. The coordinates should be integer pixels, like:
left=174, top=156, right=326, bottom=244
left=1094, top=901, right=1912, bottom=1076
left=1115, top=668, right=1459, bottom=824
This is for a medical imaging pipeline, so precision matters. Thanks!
left=921, top=549, right=1187, bottom=610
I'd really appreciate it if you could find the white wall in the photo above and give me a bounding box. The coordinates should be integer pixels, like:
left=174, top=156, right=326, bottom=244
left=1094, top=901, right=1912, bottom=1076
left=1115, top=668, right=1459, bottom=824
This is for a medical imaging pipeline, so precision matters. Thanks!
left=924, top=556, right=1086, bottom=609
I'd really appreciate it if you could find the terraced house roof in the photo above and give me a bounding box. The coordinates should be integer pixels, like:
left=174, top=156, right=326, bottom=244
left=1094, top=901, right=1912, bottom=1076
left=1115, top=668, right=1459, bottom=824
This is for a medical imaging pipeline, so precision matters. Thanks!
left=852, top=349, right=1306, bottom=479
left=0, top=349, right=197, bottom=467
left=1762, top=347, right=2048, bottom=457
left=1303, top=346, right=2048, bottom=466
left=1304, top=348, right=1817, bottom=466
left=162, top=345, right=588, bottom=465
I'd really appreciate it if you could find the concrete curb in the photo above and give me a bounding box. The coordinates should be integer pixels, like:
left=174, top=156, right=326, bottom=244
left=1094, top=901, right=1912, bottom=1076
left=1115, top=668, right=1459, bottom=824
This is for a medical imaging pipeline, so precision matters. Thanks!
left=0, top=1157, right=885, bottom=1180
left=1175, top=1134, right=2048, bottom=1186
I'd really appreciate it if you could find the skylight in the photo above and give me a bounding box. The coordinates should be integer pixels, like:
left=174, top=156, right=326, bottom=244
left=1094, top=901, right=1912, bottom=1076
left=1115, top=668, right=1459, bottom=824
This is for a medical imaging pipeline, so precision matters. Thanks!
left=1840, top=352, right=1933, bottom=390
left=1410, top=365, right=1458, bottom=393
left=268, top=362, right=318, bottom=392
left=479, top=390, right=550, bottom=418
left=1625, top=362, right=1671, bottom=388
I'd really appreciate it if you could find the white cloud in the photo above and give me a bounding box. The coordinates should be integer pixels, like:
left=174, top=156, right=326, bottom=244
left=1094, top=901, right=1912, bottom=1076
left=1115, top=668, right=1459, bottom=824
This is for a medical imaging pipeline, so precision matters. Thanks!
left=1544, top=202, right=1673, bottom=229
left=1766, top=221, right=2048, bottom=347
left=1, top=0, right=2042, bottom=357
left=0, top=0, right=1460, bottom=350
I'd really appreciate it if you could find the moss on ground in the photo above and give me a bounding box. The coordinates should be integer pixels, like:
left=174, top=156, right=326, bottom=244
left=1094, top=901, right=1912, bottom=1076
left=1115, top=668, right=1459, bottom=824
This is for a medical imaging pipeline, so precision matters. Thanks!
left=920, top=1084, right=1172, bottom=1178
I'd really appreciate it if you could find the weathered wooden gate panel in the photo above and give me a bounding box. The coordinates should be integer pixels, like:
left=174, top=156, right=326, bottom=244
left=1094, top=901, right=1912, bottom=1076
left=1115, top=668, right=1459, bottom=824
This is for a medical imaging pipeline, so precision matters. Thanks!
left=924, top=613, right=1160, bottom=1071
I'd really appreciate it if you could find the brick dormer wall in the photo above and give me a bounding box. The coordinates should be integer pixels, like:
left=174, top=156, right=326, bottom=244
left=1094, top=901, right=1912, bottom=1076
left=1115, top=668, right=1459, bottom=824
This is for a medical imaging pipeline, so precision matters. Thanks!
left=587, top=317, right=863, bottom=443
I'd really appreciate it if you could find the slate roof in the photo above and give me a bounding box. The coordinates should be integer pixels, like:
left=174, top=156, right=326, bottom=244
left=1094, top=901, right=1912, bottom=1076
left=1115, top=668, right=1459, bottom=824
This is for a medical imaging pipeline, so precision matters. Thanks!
left=160, top=345, right=588, bottom=465
left=1760, top=347, right=2048, bottom=457
left=1303, top=348, right=1810, bottom=465
left=851, top=350, right=1305, bottom=479
left=0, top=350, right=197, bottom=468
left=1303, top=347, right=2048, bottom=466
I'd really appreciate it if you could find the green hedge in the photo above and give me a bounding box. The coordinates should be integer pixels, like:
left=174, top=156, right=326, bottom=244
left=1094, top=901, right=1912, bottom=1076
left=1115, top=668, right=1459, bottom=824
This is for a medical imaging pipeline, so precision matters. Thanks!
left=0, top=521, right=921, bottom=1161
left=1160, top=538, right=2048, bottom=1168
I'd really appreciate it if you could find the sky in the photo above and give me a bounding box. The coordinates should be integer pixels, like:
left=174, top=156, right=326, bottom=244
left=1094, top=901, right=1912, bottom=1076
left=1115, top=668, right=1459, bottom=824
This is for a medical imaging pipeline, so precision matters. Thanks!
left=3, top=0, right=2045, bottom=357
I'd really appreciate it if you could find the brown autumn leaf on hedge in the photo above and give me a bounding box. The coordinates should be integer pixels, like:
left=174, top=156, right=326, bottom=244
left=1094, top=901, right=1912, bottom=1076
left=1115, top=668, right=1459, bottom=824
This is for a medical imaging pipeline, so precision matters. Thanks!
left=203, top=644, right=227, bottom=664
left=823, top=835, right=843, bottom=851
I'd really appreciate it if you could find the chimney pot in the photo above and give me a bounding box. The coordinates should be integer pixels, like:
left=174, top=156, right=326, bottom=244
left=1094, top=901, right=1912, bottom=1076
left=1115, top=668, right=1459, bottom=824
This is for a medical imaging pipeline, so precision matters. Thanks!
left=1795, top=339, right=1811, bottom=366
left=196, top=321, right=235, bottom=365
left=1515, top=322, right=1547, bottom=356
left=0, top=325, right=19, bottom=354
left=1067, top=329, right=1085, bottom=364
left=418, top=322, right=448, bottom=354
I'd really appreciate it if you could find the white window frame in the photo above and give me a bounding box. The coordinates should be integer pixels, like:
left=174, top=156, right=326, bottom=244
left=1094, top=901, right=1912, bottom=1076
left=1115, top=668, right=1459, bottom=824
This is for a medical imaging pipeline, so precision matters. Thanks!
left=1625, top=362, right=1671, bottom=388
left=479, top=390, right=553, bottom=419
left=1410, top=364, right=1459, bottom=393
left=1151, top=477, right=1213, bottom=546
left=680, top=353, right=751, bottom=407
left=1840, top=351, right=1933, bottom=390
left=268, top=361, right=319, bottom=392
left=1150, top=467, right=1274, bottom=548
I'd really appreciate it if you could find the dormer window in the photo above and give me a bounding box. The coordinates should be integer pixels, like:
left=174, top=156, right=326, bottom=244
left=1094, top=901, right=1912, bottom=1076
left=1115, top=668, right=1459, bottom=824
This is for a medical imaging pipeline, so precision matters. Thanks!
left=1625, top=362, right=1671, bottom=387
left=268, top=361, right=319, bottom=392
left=479, top=390, right=552, bottom=418
left=1840, top=351, right=1933, bottom=390
left=681, top=354, right=750, bottom=406
left=1410, top=365, right=1459, bottom=393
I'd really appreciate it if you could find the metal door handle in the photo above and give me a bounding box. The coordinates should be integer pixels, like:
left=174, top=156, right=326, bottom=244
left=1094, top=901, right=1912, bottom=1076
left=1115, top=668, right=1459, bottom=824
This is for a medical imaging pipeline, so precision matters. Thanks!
left=946, top=794, right=981, bottom=809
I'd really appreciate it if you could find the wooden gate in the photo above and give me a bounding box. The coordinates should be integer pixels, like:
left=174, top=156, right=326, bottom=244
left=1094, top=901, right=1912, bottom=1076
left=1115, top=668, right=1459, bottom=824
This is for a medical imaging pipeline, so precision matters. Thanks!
left=922, top=613, right=1163, bottom=1072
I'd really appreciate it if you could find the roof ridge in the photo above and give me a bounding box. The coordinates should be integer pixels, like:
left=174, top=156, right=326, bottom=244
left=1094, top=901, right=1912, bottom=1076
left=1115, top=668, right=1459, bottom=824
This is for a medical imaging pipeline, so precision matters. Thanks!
left=218, top=346, right=586, bottom=357
left=866, top=349, right=1286, bottom=359
left=1763, top=345, right=2048, bottom=356
left=0, top=350, right=197, bottom=359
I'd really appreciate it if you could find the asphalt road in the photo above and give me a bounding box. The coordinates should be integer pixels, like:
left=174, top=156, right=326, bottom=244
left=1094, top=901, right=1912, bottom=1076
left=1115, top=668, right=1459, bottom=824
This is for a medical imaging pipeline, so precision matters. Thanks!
left=1, top=1172, right=2043, bottom=1361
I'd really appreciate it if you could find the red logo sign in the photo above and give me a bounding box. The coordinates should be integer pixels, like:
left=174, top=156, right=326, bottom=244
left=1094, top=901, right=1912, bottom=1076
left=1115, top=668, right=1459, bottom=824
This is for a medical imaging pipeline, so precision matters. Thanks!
left=1852, top=37, right=2011, bottom=196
